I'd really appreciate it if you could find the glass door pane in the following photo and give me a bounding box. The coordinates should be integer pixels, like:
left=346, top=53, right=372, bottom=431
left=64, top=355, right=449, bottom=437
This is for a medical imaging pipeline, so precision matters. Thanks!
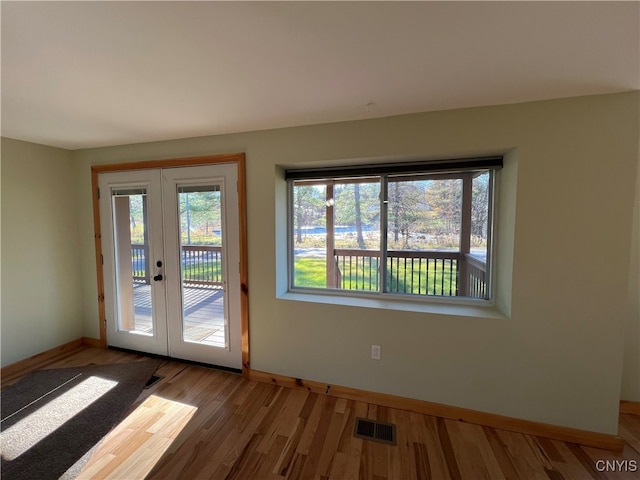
left=111, top=188, right=154, bottom=335
left=178, top=185, right=226, bottom=347
left=100, top=169, right=168, bottom=355
left=161, top=163, right=241, bottom=368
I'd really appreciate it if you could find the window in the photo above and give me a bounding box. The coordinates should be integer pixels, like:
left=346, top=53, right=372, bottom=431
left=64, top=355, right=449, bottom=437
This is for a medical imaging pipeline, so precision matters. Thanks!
left=287, top=157, right=501, bottom=301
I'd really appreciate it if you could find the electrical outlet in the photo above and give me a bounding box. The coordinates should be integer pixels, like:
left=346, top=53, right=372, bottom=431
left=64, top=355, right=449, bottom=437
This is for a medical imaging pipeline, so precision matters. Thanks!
left=371, top=345, right=381, bottom=360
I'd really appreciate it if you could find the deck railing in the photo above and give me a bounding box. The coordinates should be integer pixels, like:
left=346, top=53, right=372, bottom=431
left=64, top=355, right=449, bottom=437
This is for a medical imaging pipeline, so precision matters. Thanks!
left=133, top=244, right=487, bottom=297
left=465, top=254, right=487, bottom=299
left=132, top=245, right=148, bottom=283
left=181, top=245, right=223, bottom=286
left=131, top=244, right=223, bottom=287
left=333, top=248, right=487, bottom=299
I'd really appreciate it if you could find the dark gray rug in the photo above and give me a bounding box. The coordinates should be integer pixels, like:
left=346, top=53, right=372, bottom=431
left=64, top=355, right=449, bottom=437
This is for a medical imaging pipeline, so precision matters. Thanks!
left=1, top=359, right=161, bottom=480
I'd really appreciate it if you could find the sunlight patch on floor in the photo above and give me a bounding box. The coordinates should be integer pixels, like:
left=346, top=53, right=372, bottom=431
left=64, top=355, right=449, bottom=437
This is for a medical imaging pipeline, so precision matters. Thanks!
left=78, top=394, right=198, bottom=479
left=1, top=376, right=117, bottom=460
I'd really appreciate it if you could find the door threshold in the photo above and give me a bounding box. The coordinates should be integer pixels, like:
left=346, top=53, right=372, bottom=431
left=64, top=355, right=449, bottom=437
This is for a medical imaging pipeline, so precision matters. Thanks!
left=107, top=346, right=243, bottom=375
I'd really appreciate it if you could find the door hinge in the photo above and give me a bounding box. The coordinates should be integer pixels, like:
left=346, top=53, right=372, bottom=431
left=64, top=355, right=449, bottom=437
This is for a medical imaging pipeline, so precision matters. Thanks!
left=101, top=254, right=104, bottom=265
left=97, top=187, right=100, bottom=199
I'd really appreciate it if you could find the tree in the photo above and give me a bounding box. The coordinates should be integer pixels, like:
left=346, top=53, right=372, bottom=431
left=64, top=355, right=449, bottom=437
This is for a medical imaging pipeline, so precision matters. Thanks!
left=424, top=179, right=462, bottom=239
left=354, top=183, right=365, bottom=248
left=128, top=194, right=145, bottom=244
left=334, top=181, right=379, bottom=248
left=293, top=184, right=325, bottom=243
left=471, top=173, right=489, bottom=240
left=178, top=190, right=221, bottom=244
left=388, top=180, right=428, bottom=248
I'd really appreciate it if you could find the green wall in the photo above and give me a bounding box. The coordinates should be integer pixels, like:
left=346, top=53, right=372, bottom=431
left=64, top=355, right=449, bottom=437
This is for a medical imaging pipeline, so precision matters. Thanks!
left=1, top=138, right=84, bottom=365
left=622, top=137, right=640, bottom=402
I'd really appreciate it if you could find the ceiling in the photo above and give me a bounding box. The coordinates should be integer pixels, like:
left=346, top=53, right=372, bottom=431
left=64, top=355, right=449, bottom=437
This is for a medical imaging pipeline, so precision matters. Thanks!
left=2, top=1, right=639, bottom=150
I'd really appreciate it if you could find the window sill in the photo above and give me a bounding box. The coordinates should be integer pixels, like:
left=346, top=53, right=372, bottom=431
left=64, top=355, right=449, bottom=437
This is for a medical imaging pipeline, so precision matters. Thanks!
left=278, top=290, right=508, bottom=319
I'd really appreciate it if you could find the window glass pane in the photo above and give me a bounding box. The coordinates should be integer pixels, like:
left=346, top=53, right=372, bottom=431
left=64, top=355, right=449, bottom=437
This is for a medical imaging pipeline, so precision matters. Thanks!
left=333, top=180, right=381, bottom=291
left=469, top=172, right=491, bottom=299
left=471, top=172, right=490, bottom=261
left=293, top=180, right=382, bottom=290
left=178, top=186, right=226, bottom=347
left=288, top=165, right=495, bottom=301
left=292, top=183, right=328, bottom=288
left=386, top=178, right=461, bottom=295
left=111, top=191, right=153, bottom=335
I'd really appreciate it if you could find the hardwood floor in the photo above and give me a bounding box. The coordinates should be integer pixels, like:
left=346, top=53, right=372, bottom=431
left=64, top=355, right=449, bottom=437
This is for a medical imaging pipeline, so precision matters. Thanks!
left=3, top=346, right=640, bottom=479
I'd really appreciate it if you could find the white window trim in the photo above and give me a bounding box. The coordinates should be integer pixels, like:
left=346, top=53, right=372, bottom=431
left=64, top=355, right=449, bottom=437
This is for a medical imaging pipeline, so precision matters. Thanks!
left=285, top=157, right=502, bottom=306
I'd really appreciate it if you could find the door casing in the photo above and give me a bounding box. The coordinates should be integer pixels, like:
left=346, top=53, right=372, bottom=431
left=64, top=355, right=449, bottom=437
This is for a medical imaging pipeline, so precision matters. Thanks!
left=91, top=154, right=249, bottom=374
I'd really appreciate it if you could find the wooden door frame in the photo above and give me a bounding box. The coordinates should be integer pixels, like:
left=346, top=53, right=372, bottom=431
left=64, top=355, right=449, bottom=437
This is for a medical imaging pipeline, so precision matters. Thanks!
left=91, top=153, right=250, bottom=375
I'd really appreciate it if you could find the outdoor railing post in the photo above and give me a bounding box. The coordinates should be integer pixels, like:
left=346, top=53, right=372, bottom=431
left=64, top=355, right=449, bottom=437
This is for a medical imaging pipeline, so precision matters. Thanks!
left=458, top=173, right=473, bottom=296
left=326, top=182, right=337, bottom=288
left=334, top=255, right=342, bottom=289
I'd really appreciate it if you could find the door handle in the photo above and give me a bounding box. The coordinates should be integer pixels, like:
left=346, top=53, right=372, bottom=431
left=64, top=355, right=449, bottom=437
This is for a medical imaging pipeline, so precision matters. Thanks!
left=154, top=260, right=163, bottom=281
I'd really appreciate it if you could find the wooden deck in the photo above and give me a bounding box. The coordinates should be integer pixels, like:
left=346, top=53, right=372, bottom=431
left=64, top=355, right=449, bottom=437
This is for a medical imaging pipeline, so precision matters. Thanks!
left=133, top=283, right=225, bottom=347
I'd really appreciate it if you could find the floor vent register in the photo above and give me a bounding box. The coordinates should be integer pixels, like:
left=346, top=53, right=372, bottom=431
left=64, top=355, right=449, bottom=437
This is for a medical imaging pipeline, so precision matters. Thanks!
left=353, top=417, right=397, bottom=446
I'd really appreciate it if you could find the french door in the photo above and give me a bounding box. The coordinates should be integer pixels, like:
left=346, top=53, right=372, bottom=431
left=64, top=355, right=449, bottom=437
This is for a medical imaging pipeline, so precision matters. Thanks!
left=98, top=164, right=242, bottom=369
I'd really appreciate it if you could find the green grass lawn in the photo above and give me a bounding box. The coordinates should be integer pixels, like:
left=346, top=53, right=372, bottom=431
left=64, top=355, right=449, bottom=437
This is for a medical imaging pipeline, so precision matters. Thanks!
left=294, top=257, right=328, bottom=288
left=181, top=259, right=223, bottom=282
left=293, top=256, right=458, bottom=295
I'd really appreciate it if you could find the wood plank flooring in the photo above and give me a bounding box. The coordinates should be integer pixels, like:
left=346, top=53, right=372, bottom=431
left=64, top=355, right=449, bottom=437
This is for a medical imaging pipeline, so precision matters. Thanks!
left=3, top=347, right=640, bottom=480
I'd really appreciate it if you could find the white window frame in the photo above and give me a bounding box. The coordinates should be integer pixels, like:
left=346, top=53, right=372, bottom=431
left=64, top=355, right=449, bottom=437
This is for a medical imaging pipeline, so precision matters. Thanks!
left=286, top=157, right=502, bottom=305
